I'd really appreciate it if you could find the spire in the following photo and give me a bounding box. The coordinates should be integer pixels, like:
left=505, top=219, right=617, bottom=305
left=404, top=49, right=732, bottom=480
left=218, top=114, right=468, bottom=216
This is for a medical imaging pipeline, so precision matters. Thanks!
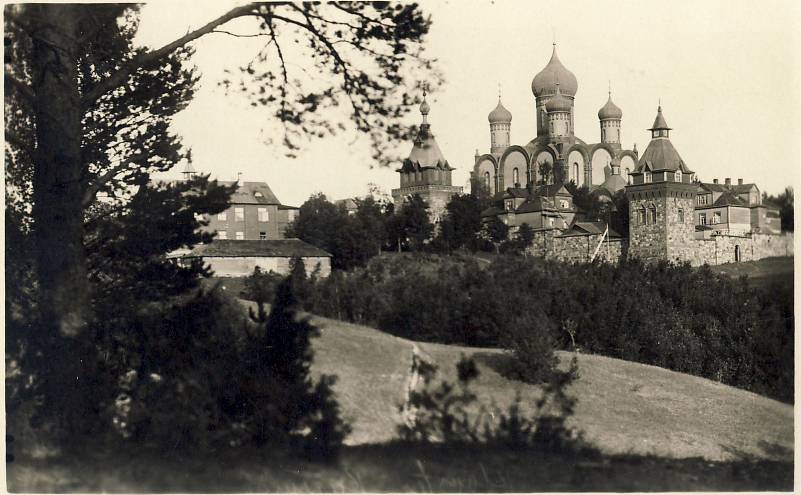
left=182, top=161, right=196, bottom=180
left=648, top=102, right=671, bottom=133
left=419, top=83, right=430, bottom=125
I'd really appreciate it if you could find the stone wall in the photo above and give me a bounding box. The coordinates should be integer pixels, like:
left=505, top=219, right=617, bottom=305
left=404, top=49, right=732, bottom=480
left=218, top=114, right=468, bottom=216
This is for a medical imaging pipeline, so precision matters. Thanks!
left=203, top=256, right=332, bottom=278
left=691, top=232, right=793, bottom=266
left=527, top=229, right=627, bottom=264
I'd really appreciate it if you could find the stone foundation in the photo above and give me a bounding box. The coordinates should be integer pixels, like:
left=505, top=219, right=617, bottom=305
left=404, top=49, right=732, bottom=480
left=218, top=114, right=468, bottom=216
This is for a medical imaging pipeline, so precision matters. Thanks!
left=526, top=230, right=792, bottom=266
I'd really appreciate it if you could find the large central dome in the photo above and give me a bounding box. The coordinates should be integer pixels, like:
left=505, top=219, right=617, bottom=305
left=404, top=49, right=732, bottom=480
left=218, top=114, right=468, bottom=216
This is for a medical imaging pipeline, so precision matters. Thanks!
left=531, top=44, right=578, bottom=97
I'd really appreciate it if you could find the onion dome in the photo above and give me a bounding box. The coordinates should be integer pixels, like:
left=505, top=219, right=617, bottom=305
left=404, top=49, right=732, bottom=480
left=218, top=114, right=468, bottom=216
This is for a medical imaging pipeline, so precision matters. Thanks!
left=598, top=93, right=622, bottom=120
left=488, top=98, right=512, bottom=123
left=649, top=104, right=671, bottom=131
left=419, top=98, right=430, bottom=117
left=545, top=83, right=571, bottom=113
left=532, top=44, right=578, bottom=97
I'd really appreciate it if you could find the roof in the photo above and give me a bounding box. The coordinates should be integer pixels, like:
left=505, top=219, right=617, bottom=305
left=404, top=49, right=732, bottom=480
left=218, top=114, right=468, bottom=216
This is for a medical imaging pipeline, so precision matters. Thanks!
left=503, top=187, right=530, bottom=199
left=635, top=138, right=692, bottom=174
left=402, top=124, right=449, bottom=169
left=545, top=84, right=571, bottom=113
left=515, top=196, right=557, bottom=214
left=488, top=98, right=513, bottom=123
left=597, top=173, right=627, bottom=196
left=531, top=44, right=578, bottom=97
left=219, top=181, right=282, bottom=205
left=648, top=105, right=671, bottom=131
left=186, top=239, right=331, bottom=258
left=712, top=191, right=748, bottom=207
left=533, top=183, right=572, bottom=197
left=564, top=221, right=622, bottom=238
left=480, top=206, right=505, bottom=218
left=334, top=198, right=358, bottom=210
left=598, top=94, right=623, bottom=120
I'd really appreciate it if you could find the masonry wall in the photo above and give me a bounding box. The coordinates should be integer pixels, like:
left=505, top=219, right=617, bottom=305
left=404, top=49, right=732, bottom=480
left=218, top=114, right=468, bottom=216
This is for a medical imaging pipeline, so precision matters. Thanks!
left=202, top=256, right=331, bottom=278
left=691, top=232, right=793, bottom=266
left=527, top=229, right=627, bottom=264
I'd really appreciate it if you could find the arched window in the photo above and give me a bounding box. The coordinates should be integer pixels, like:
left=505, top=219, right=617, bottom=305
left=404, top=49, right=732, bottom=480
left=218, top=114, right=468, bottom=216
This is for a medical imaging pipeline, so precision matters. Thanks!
left=512, top=168, right=519, bottom=186
left=484, top=171, right=491, bottom=192
left=602, top=128, right=606, bottom=142
left=638, top=207, right=646, bottom=225
left=625, top=168, right=631, bottom=184
left=573, top=163, right=579, bottom=184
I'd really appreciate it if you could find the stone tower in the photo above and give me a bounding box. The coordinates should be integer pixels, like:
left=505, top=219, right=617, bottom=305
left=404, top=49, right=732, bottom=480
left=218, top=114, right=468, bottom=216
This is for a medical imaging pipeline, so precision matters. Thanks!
left=625, top=105, right=697, bottom=263
left=598, top=87, right=622, bottom=147
left=488, top=92, right=512, bottom=155
left=392, top=88, right=463, bottom=222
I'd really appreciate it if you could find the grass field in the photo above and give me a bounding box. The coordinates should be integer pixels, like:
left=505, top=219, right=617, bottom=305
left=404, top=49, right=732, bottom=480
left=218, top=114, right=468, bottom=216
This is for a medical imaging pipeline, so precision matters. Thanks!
left=8, top=277, right=794, bottom=492
left=707, top=255, right=794, bottom=288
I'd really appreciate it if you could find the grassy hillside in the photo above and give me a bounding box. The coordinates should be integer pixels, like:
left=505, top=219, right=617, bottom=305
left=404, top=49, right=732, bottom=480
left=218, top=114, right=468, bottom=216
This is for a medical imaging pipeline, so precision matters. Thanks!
left=294, top=304, right=792, bottom=462
left=707, top=256, right=794, bottom=288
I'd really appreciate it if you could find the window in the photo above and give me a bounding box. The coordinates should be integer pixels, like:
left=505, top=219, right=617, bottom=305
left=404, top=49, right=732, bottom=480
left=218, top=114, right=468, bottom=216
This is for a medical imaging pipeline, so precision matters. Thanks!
left=699, top=213, right=707, bottom=225
left=548, top=217, right=555, bottom=227
left=649, top=207, right=657, bottom=224
left=235, top=231, right=244, bottom=240
left=218, top=230, right=227, bottom=239
left=675, top=170, right=682, bottom=182
left=483, top=171, right=490, bottom=191
left=505, top=200, right=514, bottom=211
left=258, top=207, right=269, bottom=222
left=217, top=211, right=227, bottom=221
left=560, top=199, right=569, bottom=209
left=712, top=212, right=721, bottom=224
left=254, top=191, right=264, bottom=198
left=512, top=168, right=519, bottom=186
left=678, top=208, right=684, bottom=223
left=644, top=172, right=652, bottom=183
left=638, top=208, right=646, bottom=225
left=235, top=207, right=244, bottom=221
left=602, top=129, right=606, bottom=141
left=259, top=231, right=267, bottom=240
left=573, top=163, right=580, bottom=184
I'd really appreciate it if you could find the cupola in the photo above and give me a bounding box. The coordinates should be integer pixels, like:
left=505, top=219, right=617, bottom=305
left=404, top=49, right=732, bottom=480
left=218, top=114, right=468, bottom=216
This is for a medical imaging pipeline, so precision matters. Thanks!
left=531, top=43, right=578, bottom=97
left=488, top=98, right=512, bottom=123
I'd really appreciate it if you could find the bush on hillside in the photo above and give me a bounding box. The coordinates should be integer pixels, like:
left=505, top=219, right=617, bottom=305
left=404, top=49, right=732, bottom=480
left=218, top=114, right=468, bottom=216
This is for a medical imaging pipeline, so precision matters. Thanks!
left=300, top=254, right=793, bottom=403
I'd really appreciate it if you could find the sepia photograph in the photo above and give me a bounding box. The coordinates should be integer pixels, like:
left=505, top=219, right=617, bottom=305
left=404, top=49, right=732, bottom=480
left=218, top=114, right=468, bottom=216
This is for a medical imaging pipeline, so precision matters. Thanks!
left=4, top=0, right=798, bottom=492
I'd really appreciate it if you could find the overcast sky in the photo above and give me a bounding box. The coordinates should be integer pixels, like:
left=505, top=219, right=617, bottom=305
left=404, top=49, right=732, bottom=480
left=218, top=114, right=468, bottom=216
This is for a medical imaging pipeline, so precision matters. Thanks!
left=138, top=0, right=801, bottom=206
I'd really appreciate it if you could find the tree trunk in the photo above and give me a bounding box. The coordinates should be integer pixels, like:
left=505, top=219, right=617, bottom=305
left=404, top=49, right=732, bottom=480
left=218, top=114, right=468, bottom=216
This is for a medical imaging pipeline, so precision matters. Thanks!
left=30, top=5, right=91, bottom=337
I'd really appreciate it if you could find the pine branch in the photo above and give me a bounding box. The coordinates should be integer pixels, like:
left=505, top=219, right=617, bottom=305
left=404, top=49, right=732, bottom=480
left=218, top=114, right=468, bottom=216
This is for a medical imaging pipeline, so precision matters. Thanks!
left=81, top=3, right=263, bottom=106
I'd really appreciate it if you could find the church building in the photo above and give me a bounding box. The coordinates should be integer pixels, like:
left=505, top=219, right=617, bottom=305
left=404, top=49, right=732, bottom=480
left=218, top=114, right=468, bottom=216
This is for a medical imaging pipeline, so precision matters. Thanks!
left=473, top=43, right=638, bottom=199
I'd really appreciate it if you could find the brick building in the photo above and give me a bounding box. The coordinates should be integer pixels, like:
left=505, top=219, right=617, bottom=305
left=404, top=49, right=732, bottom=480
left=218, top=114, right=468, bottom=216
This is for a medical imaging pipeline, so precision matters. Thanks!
left=199, top=179, right=298, bottom=241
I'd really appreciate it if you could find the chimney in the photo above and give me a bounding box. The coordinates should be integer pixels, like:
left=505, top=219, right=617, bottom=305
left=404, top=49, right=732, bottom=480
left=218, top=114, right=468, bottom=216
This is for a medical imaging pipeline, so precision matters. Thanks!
left=713, top=179, right=718, bottom=184
left=725, top=178, right=731, bottom=185
left=236, top=172, right=243, bottom=186
left=738, top=178, right=743, bottom=185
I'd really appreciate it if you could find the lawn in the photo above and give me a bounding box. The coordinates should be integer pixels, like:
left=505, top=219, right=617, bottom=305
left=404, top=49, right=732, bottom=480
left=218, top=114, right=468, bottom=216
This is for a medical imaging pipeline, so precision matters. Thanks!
left=8, top=298, right=793, bottom=492
left=707, top=255, right=794, bottom=288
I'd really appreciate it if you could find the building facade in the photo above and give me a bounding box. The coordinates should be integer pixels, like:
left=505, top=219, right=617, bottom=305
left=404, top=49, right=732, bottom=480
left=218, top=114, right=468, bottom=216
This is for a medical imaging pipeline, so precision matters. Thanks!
left=199, top=180, right=299, bottom=241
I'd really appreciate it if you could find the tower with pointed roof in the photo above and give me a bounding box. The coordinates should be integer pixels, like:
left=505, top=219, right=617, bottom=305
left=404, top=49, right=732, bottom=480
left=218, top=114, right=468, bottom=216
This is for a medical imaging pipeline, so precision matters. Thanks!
left=598, top=86, right=623, bottom=146
left=392, top=88, right=463, bottom=222
left=626, top=105, right=697, bottom=262
left=488, top=88, right=512, bottom=155
left=532, top=43, right=578, bottom=139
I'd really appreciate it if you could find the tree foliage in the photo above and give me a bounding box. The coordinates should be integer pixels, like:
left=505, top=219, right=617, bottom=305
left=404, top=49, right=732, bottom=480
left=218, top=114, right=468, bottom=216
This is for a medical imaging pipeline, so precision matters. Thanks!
left=763, top=187, right=794, bottom=232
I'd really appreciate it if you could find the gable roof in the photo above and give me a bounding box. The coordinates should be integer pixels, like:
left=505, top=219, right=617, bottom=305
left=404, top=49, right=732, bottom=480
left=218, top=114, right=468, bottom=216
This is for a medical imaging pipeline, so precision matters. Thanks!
left=186, top=239, right=331, bottom=258
left=219, top=181, right=282, bottom=205
left=563, top=221, right=622, bottom=238
left=712, top=191, right=748, bottom=207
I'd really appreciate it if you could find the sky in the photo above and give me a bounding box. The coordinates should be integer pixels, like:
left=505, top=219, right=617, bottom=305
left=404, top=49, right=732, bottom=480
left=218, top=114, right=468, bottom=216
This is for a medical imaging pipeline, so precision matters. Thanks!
left=137, top=0, right=801, bottom=206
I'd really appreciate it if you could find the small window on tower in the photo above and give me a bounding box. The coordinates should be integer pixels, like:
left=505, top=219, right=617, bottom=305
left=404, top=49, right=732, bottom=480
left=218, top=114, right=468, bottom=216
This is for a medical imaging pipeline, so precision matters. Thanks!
left=700, top=213, right=707, bottom=225
left=675, top=170, right=682, bottom=182
left=649, top=207, right=657, bottom=224
left=644, top=172, right=652, bottom=184
left=638, top=208, right=646, bottom=225
left=259, top=231, right=267, bottom=240
left=678, top=208, right=684, bottom=223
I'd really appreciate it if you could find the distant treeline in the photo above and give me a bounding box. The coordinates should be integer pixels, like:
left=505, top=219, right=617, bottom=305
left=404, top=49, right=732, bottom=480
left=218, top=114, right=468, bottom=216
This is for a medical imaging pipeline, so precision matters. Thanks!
left=259, top=254, right=793, bottom=403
